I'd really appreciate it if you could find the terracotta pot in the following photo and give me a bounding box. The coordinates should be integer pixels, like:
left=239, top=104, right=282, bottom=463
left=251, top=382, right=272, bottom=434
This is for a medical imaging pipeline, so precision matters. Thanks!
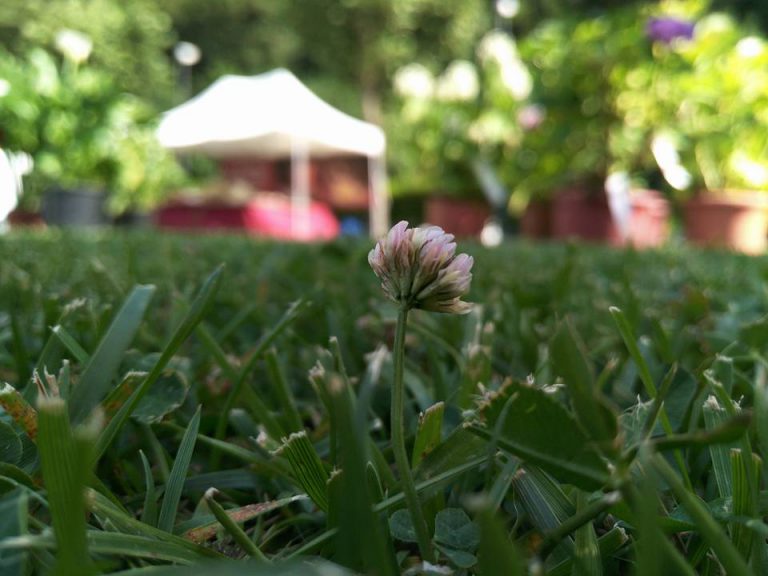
left=424, top=196, right=490, bottom=237
left=520, top=199, right=552, bottom=239
left=551, top=187, right=669, bottom=247
left=683, top=192, right=768, bottom=254
left=8, top=210, right=45, bottom=228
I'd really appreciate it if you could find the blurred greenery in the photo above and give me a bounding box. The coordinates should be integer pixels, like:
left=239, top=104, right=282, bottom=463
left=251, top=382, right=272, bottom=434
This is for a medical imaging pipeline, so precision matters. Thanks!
left=3, top=0, right=768, bottom=212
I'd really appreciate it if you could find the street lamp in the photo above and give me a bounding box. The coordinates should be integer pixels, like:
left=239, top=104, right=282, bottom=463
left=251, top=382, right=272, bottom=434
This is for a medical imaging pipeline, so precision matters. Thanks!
left=173, top=41, right=201, bottom=101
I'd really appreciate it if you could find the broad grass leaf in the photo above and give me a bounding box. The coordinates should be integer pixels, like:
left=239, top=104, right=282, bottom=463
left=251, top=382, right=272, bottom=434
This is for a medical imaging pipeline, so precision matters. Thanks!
left=157, top=406, right=201, bottom=533
left=550, top=319, right=618, bottom=453
left=477, top=381, right=610, bottom=490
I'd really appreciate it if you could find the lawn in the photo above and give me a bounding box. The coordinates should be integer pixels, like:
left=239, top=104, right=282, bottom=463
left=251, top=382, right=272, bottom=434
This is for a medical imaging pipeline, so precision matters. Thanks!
left=1, top=229, right=767, bottom=575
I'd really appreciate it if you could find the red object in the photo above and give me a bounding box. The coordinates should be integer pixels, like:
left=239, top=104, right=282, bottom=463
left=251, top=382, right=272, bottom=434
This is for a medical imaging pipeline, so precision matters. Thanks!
left=154, top=195, right=339, bottom=240
left=683, top=192, right=768, bottom=254
left=424, top=196, right=490, bottom=237
left=550, top=187, right=669, bottom=248
left=520, top=200, right=552, bottom=239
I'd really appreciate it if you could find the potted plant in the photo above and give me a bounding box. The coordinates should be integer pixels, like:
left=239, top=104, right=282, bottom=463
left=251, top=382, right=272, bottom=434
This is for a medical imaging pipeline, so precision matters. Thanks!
left=0, top=40, right=183, bottom=226
left=630, top=11, right=768, bottom=253
left=514, top=8, right=671, bottom=247
left=387, top=30, right=533, bottom=236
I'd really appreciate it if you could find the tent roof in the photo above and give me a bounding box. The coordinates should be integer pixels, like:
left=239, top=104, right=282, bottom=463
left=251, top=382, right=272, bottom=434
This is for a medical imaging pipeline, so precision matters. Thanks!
left=156, top=69, right=386, bottom=159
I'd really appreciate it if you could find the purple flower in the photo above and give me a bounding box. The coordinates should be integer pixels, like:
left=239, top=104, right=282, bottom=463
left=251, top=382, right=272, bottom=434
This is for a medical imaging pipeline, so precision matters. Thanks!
left=368, top=221, right=474, bottom=314
left=646, top=17, right=695, bottom=44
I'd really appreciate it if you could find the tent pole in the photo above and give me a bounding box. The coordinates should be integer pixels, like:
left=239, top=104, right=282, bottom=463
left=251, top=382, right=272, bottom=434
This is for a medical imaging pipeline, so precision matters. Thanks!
left=368, top=152, right=389, bottom=238
left=291, top=137, right=311, bottom=239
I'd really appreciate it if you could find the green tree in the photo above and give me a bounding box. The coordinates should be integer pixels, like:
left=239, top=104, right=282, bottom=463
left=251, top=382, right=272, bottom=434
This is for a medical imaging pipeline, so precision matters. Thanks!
left=0, top=0, right=176, bottom=106
left=277, top=0, right=491, bottom=123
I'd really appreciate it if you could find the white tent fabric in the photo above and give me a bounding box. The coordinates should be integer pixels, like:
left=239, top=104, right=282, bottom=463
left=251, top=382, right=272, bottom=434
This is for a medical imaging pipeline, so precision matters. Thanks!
left=156, top=69, right=388, bottom=236
left=157, top=69, right=386, bottom=158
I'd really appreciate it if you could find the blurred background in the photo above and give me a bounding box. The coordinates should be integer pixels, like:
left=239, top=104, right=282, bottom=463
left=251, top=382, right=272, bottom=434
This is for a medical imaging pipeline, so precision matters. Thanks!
left=2, top=0, right=768, bottom=251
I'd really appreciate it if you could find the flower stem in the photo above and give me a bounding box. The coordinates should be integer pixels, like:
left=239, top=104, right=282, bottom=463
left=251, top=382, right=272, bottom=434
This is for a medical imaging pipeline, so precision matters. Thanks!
left=392, top=305, right=434, bottom=562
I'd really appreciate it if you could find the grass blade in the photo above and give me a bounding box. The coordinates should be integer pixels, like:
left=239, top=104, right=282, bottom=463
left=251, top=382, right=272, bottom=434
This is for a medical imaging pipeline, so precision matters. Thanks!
left=204, top=488, right=270, bottom=563
left=36, top=397, right=96, bottom=576
left=139, top=450, right=158, bottom=526
left=476, top=505, right=525, bottom=576
left=265, top=348, right=304, bottom=434
left=651, top=451, right=752, bottom=576
left=69, top=284, right=155, bottom=424
left=609, top=306, right=692, bottom=489
left=571, top=490, right=602, bottom=576
left=703, top=395, right=734, bottom=499
left=157, top=406, right=201, bottom=533
left=50, top=325, right=90, bottom=366
left=276, top=431, right=329, bottom=512
left=95, top=265, right=223, bottom=461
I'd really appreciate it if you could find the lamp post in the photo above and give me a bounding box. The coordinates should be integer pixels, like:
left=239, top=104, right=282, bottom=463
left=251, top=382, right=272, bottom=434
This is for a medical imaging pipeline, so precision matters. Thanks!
left=173, top=41, right=201, bottom=101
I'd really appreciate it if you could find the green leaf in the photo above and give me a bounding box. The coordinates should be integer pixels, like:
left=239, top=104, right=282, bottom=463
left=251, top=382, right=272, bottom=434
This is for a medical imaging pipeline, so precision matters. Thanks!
left=550, top=319, right=618, bottom=454
left=133, top=369, right=189, bottom=424
left=388, top=509, right=418, bottom=543
left=434, top=507, right=480, bottom=552
left=0, top=488, right=27, bottom=576
left=415, top=427, right=487, bottom=485
left=69, top=284, right=155, bottom=424
left=0, top=421, right=22, bottom=465
left=411, top=401, right=444, bottom=468
left=157, top=406, right=201, bottom=533
left=436, top=543, right=476, bottom=568
left=475, top=381, right=610, bottom=490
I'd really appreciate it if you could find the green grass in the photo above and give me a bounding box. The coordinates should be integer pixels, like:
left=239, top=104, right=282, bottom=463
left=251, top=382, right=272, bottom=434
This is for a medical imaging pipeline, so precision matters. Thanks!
left=2, top=229, right=768, bottom=574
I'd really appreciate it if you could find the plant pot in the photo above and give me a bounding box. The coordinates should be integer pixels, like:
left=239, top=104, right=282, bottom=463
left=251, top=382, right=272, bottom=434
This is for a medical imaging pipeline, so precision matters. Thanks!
left=41, top=187, right=107, bottom=227
left=683, top=192, right=768, bottom=254
left=424, top=196, right=490, bottom=237
left=7, top=210, right=45, bottom=228
left=550, top=187, right=669, bottom=247
left=520, top=199, right=552, bottom=239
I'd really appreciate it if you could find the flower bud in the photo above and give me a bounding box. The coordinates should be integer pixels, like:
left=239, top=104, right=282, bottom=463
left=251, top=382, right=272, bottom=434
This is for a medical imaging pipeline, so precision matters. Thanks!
left=368, top=221, right=473, bottom=314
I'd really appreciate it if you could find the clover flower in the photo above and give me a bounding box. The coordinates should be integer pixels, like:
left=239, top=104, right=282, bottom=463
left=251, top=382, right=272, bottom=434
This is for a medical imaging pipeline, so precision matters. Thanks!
left=368, top=221, right=473, bottom=314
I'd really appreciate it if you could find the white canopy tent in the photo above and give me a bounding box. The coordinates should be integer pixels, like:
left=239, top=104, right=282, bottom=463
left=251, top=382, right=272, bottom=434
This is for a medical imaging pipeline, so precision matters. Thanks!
left=156, top=68, right=389, bottom=237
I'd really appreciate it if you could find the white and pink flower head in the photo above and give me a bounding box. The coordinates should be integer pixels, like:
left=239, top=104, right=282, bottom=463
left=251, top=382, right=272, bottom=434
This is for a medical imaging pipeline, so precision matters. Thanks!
left=368, top=221, right=474, bottom=314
